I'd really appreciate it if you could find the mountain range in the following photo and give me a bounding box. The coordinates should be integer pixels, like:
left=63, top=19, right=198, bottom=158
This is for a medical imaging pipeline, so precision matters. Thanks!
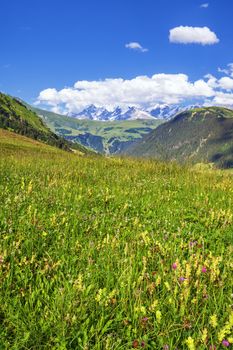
left=70, top=104, right=199, bottom=121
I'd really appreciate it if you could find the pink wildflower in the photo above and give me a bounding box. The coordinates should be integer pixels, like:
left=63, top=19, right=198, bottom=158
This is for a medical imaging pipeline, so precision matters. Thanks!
left=222, top=340, right=230, bottom=347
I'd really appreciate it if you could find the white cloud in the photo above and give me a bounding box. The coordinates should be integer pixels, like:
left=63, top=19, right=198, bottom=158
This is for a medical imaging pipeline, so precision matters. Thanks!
left=218, top=77, right=233, bottom=90
left=212, top=92, right=233, bottom=106
left=200, top=3, right=209, bottom=8
left=125, top=42, right=148, bottom=52
left=205, top=74, right=218, bottom=88
left=169, top=26, right=219, bottom=45
left=37, top=73, right=215, bottom=113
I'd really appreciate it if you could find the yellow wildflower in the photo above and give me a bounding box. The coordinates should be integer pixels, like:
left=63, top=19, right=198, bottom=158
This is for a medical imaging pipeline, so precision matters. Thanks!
left=156, top=310, right=162, bottom=323
left=209, top=314, right=218, bottom=328
left=185, top=336, right=195, bottom=350
left=201, top=328, right=208, bottom=344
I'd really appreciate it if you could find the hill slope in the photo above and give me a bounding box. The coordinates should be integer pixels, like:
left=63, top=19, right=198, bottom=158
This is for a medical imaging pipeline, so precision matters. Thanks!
left=30, top=106, right=163, bottom=154
left=0, top=128, right=66, bottom=156
left=126, top=107, right=233, bottom=168
left=0, top=93, right=96, bottom=155
left=0, top=93, right=75, bottom=151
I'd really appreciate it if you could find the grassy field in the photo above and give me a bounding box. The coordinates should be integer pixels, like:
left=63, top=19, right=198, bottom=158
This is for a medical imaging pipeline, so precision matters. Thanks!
left=0, top=131, right=233, bottom=349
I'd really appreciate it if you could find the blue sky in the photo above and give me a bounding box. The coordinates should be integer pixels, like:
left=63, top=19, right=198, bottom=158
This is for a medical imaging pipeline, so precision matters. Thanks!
left=1, top=0, right=233, bottom=112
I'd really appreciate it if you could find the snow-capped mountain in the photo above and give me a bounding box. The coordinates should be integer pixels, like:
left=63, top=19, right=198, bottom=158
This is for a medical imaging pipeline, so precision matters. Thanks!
left=71, top=105, right=153, bottom=121
left=148, top=104, right=201, bottom=119
left=69, top=104, right=201, bottom=121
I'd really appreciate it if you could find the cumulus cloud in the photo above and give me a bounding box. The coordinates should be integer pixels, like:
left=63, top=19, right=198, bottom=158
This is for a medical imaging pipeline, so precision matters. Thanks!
left=218, top=77, right=233, bottom=90
left=36, top=68, right=233, bottom=113
left=212, top=92, right=233, bottom=106
left=37, top=73, right=216, bottom=114
left=200, top=3, right=209, bottom=8
left=125, top=42, right=148, bottom=52
left=169, top=26, right=219, bottom=45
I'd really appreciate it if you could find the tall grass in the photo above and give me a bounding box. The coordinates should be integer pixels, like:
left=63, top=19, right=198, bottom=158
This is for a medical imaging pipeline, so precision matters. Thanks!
left=0, top=139, right=232, bottom=349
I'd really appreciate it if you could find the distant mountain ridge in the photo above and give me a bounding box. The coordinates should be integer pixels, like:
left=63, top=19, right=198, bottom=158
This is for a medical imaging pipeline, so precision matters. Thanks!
left=69, top=104, right=201, bottom=121
left=70, top=105, right=153, bottom=121
left=126, top=107, right=233, bottom=168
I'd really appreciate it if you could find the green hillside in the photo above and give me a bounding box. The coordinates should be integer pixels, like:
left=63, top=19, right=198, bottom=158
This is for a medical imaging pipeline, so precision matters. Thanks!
left=126, top=107, right=233, bottom=168
left=0, top=133, right=232, bottom=349
left=31, top=106, right=162, bottom=154
left=0, top=93, right=96, bottom=154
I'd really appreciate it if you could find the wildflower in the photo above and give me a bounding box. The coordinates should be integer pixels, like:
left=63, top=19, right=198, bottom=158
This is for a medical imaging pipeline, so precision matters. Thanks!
left=156, top=275, right=161, bottom=286
left=201, top=328, right=208, bottom=344
left=132, top=340, right=139, bottom=348
left=141, top=341, right=146, bottom=347
left=185, top=336, right=195, bottom=350
left=209, top=346, right=216, bottom=350
left=156, top=310, right=162, bottom=323
left=141, top=317, right=149, bottom=327
left=185, top=263, right=191, bottom=279
left=218, top=328, right=226, bottom=342
left=172, top=263, right=177, bottom=270
left=179, top=277, right=186, bottom=282
left=209, top=314, right=218, bottom=328
left=134, top=306, right=146, bottom=315
left=222, top=340, right=230, bottom=347
left=142, top=317, right=148, bottom=322
left=201, top=266, right=207, bottom=273
left=149, top=299, right=158, bottom=311
left=163, top=345, right=169, bottom=350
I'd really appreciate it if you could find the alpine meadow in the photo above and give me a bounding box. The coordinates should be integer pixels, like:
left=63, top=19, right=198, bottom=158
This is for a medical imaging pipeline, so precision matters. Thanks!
left=0, top=130, right=233, bottom=349
left=1, top=0, right=233, bottom=349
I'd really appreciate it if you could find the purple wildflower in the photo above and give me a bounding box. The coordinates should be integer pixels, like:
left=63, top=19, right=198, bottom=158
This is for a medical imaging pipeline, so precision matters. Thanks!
left=179, top=277, right=186, bottom=282
left=222, top=340, right=230, bottom=347
left=172, top=263, right=177, bottom=270
left=201, top=266, right=207, bottom=273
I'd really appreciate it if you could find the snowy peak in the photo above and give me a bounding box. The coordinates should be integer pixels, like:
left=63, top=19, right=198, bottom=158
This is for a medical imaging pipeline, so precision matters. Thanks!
left=69, top=104, right=201, bottom=121
left=71, top=106, right=154, bottom=121
left=149, top=104, right=201, bottom=119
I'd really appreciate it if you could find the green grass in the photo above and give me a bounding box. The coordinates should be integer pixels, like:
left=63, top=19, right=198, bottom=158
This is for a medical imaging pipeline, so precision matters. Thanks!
left=0, top=131, right=233, bottom=349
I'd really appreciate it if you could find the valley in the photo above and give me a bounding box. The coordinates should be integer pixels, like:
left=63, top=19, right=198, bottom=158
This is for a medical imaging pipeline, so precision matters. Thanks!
left=33, top=106, right=163, bottom=154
